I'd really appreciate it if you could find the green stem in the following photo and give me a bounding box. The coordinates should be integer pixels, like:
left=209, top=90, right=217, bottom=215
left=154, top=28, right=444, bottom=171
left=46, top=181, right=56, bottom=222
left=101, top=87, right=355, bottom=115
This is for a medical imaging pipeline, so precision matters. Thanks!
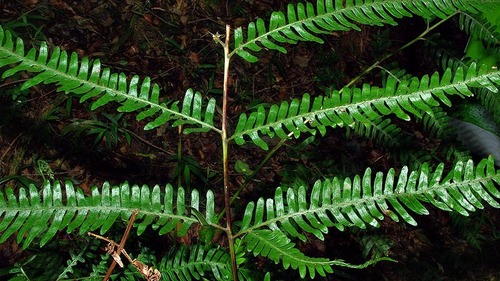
left=340, top=13, right=456, bottom=92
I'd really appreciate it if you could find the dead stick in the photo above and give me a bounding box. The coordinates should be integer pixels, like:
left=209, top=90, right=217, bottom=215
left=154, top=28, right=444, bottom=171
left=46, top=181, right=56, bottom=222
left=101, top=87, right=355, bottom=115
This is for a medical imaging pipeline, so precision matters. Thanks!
left=103, top=209, right=139, bottom=281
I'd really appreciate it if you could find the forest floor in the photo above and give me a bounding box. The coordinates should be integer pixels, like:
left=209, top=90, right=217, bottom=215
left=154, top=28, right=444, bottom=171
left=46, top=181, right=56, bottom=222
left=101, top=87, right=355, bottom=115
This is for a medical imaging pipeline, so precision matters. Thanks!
left=0, top=0, right=499, bottom=280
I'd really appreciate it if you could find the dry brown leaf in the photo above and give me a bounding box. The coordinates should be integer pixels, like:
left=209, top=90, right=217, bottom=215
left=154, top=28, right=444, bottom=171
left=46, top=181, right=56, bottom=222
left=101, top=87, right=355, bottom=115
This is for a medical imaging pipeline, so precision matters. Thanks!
left=293, top=54, right=312, bottom=68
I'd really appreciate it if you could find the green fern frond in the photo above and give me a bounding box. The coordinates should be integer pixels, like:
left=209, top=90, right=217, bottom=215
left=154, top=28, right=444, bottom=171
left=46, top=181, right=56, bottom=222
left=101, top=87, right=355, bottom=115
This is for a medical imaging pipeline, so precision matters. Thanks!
left=238, top=157, right=499, bottom=241
left=396, top=149, right=433, bottom=170
left=445, top=145, right=474, bottom=164
left=431, top=47, right=471, bottom=72
left=349, top=117, right=409, bottom=148
left=231, top=64, right=499, bottom=150
left=450, top=212, right=485, bottom=249
left=459, top=11, right=500, bottom=47
left=421, top=106, right=452, bottom=139
left=232, top=0, right=481, bottom=62
left=160, top=245, right=231, bottom=281
left=57, top=243, right=89, bottom=280
left=90, top=254, right=112, bottom=279
left=476, top=88, right=500, bottom=123
left=242, top=230, right=333, bottom=279
left=450, top=100, right=499, bottom=136
left=0, top=26, right=218, bottom=133
left=0, top=181, right=216, bottom=248
left=358, top=234, right=393, bottom=259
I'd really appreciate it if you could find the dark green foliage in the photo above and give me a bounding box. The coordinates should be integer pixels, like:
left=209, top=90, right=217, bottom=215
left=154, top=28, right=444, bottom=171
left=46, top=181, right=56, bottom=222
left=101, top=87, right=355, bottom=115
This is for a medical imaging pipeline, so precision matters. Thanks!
left=351, top=117, right=408, bottom=148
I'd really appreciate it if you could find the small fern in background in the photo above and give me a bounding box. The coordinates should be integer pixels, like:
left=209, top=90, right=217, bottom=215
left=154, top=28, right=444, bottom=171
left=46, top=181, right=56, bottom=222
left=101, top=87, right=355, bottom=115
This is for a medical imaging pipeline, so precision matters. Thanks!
left=0, top=0, right=499, bottom=280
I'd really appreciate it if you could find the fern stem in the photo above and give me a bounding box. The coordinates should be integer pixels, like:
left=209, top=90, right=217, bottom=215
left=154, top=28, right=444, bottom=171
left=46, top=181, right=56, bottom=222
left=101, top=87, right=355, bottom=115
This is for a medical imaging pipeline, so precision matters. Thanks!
left=177, top=125, right=183, bottom=189
left=341, top=12, right=457, bottom=92
left=220, top=24, right=239, bottom=281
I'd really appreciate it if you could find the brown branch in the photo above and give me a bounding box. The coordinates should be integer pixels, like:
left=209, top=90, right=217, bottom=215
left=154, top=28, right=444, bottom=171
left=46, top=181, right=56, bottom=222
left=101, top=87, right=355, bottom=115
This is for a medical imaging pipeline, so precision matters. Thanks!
left=103, top=209, right=139, bottom=281
left=220, top=24, right=238, bottom=281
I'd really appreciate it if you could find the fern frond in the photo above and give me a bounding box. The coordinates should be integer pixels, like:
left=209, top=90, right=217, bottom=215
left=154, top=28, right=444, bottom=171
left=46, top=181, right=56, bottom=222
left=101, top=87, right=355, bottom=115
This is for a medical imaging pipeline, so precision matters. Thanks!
left=231, top=64, right=500, bottom=150
left=0, top=181, right=217, bottom=248
left=349, top=117, right=409, bottom=148
left=57, top=243, right=89, bottom=280
left=0, top=26, right=218, bottom=133
left=238, top=157, right=500, bottom=241
left=232, top=0, right=481, bottom=62
left=450, top=212, right=485, bottom=249
left=421, top=106, right=452, bottom=139
left=476, top=87, right=500, bottom=123
left=450, top=101, right=499, bottom=136
left=243, top=230, right=333, bottom=279
left=445, top=145, right=474, bottom=165
left=358, top=234, right=393, bottom=259
left=396, top=148, right=433, bottom=169
left=160, top=245, right=231, bottom=281
left=431, top=47, right=471, bottom=72
left=459, top=10, right=500, bottom=47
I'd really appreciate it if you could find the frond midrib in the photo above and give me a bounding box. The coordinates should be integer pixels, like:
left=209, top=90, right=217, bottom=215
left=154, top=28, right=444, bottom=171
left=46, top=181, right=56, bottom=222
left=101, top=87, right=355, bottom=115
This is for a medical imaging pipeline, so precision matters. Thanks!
left=2, top=205, right=198, bottom=224
left=0, top=43, right=221, bottom=133
left=229, top=71, right=497, bottom=142
left=236, top=173, right=498, bottom=237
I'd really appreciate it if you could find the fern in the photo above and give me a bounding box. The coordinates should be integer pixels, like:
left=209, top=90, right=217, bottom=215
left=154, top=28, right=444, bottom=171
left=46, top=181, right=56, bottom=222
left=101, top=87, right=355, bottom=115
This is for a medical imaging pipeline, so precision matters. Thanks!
left=358, top=234, right=393, bottom=259
left=232, top=0, right=484, bottom=62
left=57, top=243, right=89, bottom=280
left=349, top=117, right=409, bottom=148
left=242, top=230, right=333, bottom=279
left=459, top=10, right=500, bottom=47
left=238, top=157, right=500, bottom=240
left=232, top=64, right=499, bottom=150
left=0, top=26, right=218, bottom=133
left=450, top=212, right=486, bottom=249
left=476, top=87, right=500, bottom=123
left=421, top=106, right=452, bottom=139
left=397, top=149, right=435, bottom=170
left=0, top=181, right=216, bottom=248
left=160, top=245, right=232, bottom=281
left=432, top=47, right=472, bottom=72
